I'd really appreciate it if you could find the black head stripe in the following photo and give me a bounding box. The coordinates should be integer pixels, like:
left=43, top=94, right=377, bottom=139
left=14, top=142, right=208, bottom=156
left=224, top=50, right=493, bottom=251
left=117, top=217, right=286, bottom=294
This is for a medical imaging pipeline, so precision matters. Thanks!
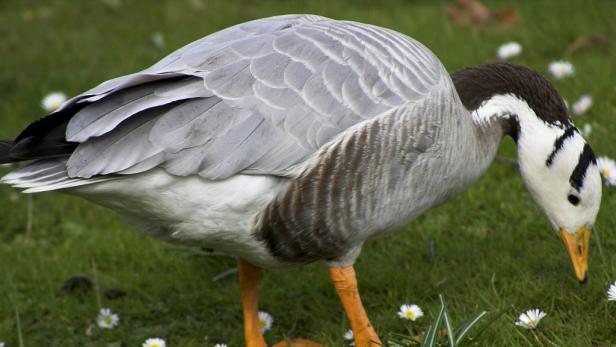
left=570, top=144, right=596, bottom=191
left=546, top=127, right=577, bottom=167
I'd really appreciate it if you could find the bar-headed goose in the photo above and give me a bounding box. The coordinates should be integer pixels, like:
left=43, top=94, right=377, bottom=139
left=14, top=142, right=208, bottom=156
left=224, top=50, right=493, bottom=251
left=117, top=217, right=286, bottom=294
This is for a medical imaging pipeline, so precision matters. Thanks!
left=0, top=15, right=601, bottom=347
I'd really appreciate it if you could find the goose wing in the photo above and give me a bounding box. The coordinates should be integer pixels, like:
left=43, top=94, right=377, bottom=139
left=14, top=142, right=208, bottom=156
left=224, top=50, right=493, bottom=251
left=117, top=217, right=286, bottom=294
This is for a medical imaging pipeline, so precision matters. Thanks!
left=9, top=15, right=447, bottom=182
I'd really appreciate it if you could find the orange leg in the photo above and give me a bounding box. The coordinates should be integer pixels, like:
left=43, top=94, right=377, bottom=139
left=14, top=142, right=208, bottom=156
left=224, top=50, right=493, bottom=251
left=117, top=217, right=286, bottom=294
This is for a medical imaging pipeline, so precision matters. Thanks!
left=238, top=259, right=267, bottom=347
left=330, top=266, right=381, bottom=347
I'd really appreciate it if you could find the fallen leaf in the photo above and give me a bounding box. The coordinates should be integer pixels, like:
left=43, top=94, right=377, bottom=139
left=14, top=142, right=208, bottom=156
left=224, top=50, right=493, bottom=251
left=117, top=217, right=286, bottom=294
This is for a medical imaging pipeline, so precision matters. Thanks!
left=444, top=0, right=518, bottom=29
left=444, top=0, right=491, bottom=27
left=496, top=5, right=518, bottom=29
left=462, top=0, right=491, bottom=25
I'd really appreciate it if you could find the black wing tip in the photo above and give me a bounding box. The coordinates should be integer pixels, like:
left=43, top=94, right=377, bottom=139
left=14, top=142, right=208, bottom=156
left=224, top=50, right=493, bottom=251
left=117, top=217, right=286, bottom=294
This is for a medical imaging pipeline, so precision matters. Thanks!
left=0, top=140, right=17, bottom=164
left=8, top=136, right=76, bottom=162
left=5, top=103, right=85, bottom=163
left=0, top=135, right=77, bottom=164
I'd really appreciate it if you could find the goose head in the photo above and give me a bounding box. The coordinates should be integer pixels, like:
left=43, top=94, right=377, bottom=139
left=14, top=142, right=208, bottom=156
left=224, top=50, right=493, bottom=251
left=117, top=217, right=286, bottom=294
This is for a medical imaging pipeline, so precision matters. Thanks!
left=453, top=62, right=602, bottom=283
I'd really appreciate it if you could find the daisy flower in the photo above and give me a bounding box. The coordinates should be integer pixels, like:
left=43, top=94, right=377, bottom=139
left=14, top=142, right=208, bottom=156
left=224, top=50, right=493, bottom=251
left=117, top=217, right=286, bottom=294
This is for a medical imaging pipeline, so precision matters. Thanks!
left=497, top=42, right=522, bottom=59
left=41, top=92, right=67, bottom=112
left=344, top=329, right=355, bottom=345
left=572, top=95, right=592, bottom=115
left=581, top=123, right=592, bottom=138
left=214, top=344, right=228, bottom=347
left=548, top=61, right=574, bottom=79
left=344, top=329, right=354, bottom=340
left=515, top=309, right=546, bottom=329
left=596, top=156, right=616, bottom=186
left=151, top=32, right=165, bottom=49
left=258, top=311, right=273, bottom=333
left=0, top=342, right=4, bottom=347
left=607, top=281, right=616, bottom=301
left=397, top=304, right=424, bottom=321
left=85, top=323, right=94, bottom=336
left=143, top=338, right=166, bottom=347
left=96, top=307, right=119, bottom=329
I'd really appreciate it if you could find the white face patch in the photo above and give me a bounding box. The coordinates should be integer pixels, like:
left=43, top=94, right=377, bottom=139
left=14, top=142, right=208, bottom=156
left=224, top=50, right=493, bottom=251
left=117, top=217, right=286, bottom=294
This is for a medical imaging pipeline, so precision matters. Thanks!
left=474, top=94, right=602, bottom=233
left=472, top=94, right=565, bottom=129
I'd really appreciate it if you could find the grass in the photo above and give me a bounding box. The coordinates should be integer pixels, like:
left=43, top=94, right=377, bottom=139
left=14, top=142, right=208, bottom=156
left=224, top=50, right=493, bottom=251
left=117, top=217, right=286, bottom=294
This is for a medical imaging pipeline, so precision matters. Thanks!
left=1, top=0, right=616, bottom=345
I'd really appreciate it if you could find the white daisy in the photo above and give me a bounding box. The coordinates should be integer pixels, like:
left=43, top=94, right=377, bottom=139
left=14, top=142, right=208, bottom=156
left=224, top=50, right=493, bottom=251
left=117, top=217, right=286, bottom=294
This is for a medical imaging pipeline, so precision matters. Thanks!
left=581, top=123, right=592, bottom=138
left=151, top=32, right=165, bottom=49
left=258, top=311, right=273, bottom=333
left=344, top=329, right=354, bottom=340
left=142, top=338, right=166, bottom=347
left=515, top=309, right=547, bottom=329
left=344, top=329, right=355, bottom=345
left=497, top=42, right=522, bottom=59
left=96, top=307, right=119, bottom=329
left=0, top=342, right=4, bottom=347
left=41, top=92, right=67, bottom=112
left=397, top=304, right=424, bottom=321
left=548, top=61, right=574, bottom=79
left=596, top=156, right=616, bottom=186
left=214, top=344, right=228, bottom=347
left=607, top=281, right=616, bottom=301
left=85, top=323, right=94, bottom=336
left=572, top=95, right=592, bottom=115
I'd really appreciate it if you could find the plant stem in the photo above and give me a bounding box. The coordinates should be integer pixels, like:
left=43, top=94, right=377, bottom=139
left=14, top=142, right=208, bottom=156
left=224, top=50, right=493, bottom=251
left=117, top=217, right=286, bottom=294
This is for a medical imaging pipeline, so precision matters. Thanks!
left=15, top=307, right=24, bottom=347
left=92, top=258, right=102, bottom=310
left=26, top=195, right=33, bottom=238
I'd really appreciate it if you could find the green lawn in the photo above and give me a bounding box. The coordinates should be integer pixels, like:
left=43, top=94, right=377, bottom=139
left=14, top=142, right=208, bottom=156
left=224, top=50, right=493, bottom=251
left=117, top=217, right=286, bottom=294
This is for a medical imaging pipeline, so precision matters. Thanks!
left=1, top=0, right=616, bottom=346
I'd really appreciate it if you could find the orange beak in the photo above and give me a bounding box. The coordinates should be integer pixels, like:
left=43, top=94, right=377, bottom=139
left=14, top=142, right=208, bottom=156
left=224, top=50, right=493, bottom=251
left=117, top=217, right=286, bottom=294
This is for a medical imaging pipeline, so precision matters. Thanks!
left=559, top=226, right=591, bottom=283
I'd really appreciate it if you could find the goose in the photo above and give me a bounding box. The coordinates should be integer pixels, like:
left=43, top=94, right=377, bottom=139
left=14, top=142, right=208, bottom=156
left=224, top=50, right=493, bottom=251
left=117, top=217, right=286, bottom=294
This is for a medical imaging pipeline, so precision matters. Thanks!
left=0, top=14, right=601, bottom=347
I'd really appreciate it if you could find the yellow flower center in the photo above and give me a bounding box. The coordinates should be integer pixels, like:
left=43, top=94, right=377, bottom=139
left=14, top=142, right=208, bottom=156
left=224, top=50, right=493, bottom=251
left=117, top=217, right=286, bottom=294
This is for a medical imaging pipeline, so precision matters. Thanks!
left=405, top=311, right=415, bottom=319
left=259, top=319, right=265, bottom=329
left=103, top=315, right=112, bottom=325
left=602, top=168, right=610, bottom=177
left=527, top=319, right=535, bottom=325
left=151, top=344, right=160, bottom=347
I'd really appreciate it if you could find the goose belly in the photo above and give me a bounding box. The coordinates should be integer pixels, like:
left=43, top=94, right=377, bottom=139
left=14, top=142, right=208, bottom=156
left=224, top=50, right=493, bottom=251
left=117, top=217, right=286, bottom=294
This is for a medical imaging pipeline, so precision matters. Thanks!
left=73, top=169, right=287, bottom=268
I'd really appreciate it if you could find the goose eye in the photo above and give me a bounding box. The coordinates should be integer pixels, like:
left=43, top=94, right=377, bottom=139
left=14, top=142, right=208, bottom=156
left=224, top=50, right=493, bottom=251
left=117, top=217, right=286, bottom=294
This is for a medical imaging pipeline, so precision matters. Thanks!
left=568, top=194, right=580, bottom=205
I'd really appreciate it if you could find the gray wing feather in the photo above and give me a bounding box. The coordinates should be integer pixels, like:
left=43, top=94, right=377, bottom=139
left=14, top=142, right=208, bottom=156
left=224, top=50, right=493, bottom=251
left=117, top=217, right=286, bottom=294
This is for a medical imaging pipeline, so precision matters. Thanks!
left=204, top=61, right=254, bottom=98
left=58, top=15, right=446, bottom=180
left=149, top=98, right=230, bottom=152
left=67, top=78, right=211, bottom=142
left=67, top=107, right=165, bottom=176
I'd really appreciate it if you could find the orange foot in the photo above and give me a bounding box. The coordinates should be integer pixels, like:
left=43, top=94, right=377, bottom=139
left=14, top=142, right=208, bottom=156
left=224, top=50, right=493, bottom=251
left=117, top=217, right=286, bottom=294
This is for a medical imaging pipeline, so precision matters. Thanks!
left=272, top=338, right=324, bottom=347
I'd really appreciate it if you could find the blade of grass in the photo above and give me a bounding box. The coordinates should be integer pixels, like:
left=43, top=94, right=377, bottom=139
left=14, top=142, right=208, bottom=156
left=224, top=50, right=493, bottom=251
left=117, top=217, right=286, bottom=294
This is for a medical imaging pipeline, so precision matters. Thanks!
left=422, top=298, right=446, bottom=347
left=26, top=194, right=33, bottom=238
left=212, top=267, right=238, bottom=282
left=456, top=309, right=506, bottom=346
left=15, top=307, right=24, bottom=347
left=92, top=258, right=102, bottom=310
left=440, top=295, right=456, bottom=347
left=454, top=310, right=487, bottom=345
